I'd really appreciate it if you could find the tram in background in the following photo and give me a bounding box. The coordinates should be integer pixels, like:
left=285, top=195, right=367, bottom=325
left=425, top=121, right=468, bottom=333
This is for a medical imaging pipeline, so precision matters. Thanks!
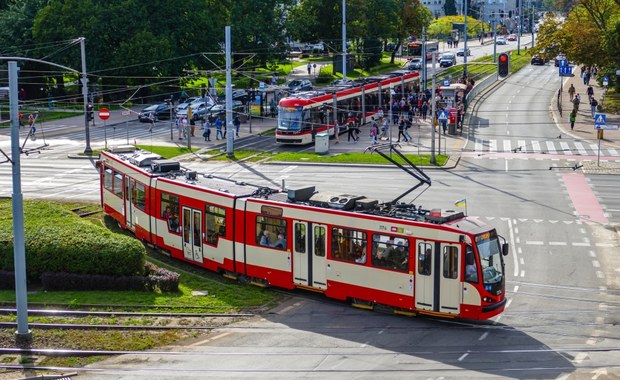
left=407, top=40, right=439, bottom=60
left=276, top=72, right=420, bottom=145
left=97, top=145, right=509, bottom=321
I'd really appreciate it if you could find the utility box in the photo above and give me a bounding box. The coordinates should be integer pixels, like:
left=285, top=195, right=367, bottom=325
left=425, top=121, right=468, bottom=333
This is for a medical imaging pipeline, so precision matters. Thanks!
left=315, top=132, right=329, bottom=155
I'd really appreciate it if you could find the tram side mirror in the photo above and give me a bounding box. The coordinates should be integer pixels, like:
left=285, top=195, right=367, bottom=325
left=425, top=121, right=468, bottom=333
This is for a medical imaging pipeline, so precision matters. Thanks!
left=502, top=243, right=509, bottom=256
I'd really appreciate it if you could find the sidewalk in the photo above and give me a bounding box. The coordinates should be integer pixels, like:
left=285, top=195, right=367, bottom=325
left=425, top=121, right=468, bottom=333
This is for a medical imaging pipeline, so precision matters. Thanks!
left=552, top=67, right=620, bottom=147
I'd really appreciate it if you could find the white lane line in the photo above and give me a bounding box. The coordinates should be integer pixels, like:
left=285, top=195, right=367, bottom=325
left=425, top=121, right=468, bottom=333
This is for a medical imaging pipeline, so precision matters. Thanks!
left=571, top=242, right=590, bottom=246
left=525, top=241, right=544, bottom=245
left=478, top=332, right=489, bottom=341
left=503, top=140, right=511, bottom=152
left=458, top=352, right=469, bottom=361
left=189, top=332, right=231, bottom=346
left=508, top=219, right=519, bottom=277
left=549, top=241, right=567, bottom=246
left=531, top=140, right=541, bottom=152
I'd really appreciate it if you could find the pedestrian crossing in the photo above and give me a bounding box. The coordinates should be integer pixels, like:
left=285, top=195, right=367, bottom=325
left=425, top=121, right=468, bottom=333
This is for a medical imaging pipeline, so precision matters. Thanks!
left=471, top=138, right=620, bottom=156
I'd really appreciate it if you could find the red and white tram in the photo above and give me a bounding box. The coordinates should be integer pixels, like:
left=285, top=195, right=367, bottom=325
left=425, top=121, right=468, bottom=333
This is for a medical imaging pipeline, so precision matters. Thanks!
left=276, top=72, right=420, bottom=145
left=98, top=146, right=508, bottom=320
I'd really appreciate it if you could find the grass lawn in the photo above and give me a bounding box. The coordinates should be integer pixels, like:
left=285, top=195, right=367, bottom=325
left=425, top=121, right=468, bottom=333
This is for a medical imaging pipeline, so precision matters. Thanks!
left=134, top=144, right=199, bottom=158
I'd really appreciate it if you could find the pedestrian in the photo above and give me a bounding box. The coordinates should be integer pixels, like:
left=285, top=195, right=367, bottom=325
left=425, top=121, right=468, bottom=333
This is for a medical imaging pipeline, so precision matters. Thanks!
left=586, top=85, right=594, bottom=101
left=215, top=117, right=223, bottom=140
left=403, top=118, right=413, bottom=143
left=347, top=119, right=357, bottom=142
left=148, top=112, right=155, bottom=132
left=333, top=120, right=340, bottom=144
left=203, top=119, right=211, bottom=141
left=569, top=110, right=576, bottom=130
left=370, top=121, right=378, bottom=144
left=573, top=94, right=581, bottom=112
left=568, top=84, right=575, bottom=101
left=421, top=101, right=428, bottom=120
left=379, top=118, right=390, bottom=140
left=307, top=63, right=311, bottom=75
left=397, top=116, right=408, bottom=143
left=176, top=116, right=182, bottom=139
left=590, top=97, right=598, bottom=118
left=181, top=116, right=188, bottom=139
left=233, top=115, right=241, bottom=138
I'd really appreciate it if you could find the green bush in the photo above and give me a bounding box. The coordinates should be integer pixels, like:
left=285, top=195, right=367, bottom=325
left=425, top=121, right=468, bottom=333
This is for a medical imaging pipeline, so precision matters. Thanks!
left=0, top=200, right=146, bottom=281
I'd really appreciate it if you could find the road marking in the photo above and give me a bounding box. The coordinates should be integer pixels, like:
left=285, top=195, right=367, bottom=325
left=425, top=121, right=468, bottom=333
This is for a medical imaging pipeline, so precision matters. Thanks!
left=592, top=260, right=600, bottom=268
left=595, top=243, right=615, bottom=247
left=525, top=241, right=544, bottom=245
left=520, top=270, right=525, bottom=277
left=546, top=141, right=556, bottom=153
left=572, top=242, right=590, bottom=246
left=508, top=219, right=519, bottom=277
left=458, top=352, right=469, bottom=361
left=560, top=141, right=570, bottom=154
left=574, top=142, right=588, bottom=155
left=503, top=140, right=511, bottom=152
left=478, top=332, right=489, bottom=341
left=531, top=140, right=541, bottom=152
left=596, top=271, right=604, bottom=279
left=189, top=332, right=231, bottom=346
left=549, top=241, right=567, bottom=246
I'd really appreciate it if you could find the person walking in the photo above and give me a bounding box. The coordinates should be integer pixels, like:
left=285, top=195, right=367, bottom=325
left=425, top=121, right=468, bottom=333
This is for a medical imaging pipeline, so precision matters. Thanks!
left=347, top=119, right=358, bottom=142
left=233, top=115, right=241, bottom=138
left=586, top=85, right=594, bottom=102
left=333, top=120, right=340, bottom=144
left=396, top=116, right=408, bottom=143
left=573, top=94, right=581, bottom=112
left=590, top=97, right=598, bottom=118
left=176, top=116, right=183, bottom=140
left=568, top=84, right=575, bottom=101
left=569, top=110, right=576, bottom=130
left=403, top=118, right=413, bottom=144
left=215, top=117, right=223, bottom=140
left=203, top=119, right=211, bottom=141
left=148, top=111, right=155, bottom=132
left=370, top=121, right=378, bottom=144
left=181, top=116, right=188, bottom=139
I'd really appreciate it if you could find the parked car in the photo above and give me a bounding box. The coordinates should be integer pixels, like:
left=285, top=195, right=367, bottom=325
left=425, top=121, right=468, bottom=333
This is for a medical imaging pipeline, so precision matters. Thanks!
left=456, top=48, right=471, bottom=57
left=204, top=101, right=245, bottom=122
left=175, top=96, right=202, bottom=113
left=554, top=53, right=567, bottom=67
left=496, top=36, right=507, bottom=45
left=408, top=58, right=423, bottom=70
left=286, top=79, right=312, bottom=92
left=530, top=54, right=546, bottom=65
left=218, top=89, right=249, bottom=104
left=439, top=52, right=456, bottom=68
left=507, top=34, right=517, bottom=41
left=176, top=98, right=216, bottom=121
left=138, top=103, right=173, bottom=122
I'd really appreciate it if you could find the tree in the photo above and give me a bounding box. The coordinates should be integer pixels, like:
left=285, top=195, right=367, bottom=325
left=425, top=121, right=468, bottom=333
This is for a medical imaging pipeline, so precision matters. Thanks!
left=444, top=0, right=457, bottom=16
left=389, top=0, right=433, bottom=64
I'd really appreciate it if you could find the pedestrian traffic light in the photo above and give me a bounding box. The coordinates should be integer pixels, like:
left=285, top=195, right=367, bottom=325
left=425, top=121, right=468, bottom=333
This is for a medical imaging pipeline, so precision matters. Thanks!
left=498, top=53, right=510, bottom=78
left=87, top=104, right=94, bottom=121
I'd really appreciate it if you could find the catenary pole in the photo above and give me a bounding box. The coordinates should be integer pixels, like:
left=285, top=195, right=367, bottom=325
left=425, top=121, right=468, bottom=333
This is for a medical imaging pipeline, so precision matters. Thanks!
left=80, top=37, right=92, bottom=155
left=9, top=61, right=31, bottom=341
left=342, top=0, right=347, bottom=80
left=463, top=0, right=468, bottom=80
left=430, top=53, right=437, bottom=164
left=225, top=26, right=234, bottom=157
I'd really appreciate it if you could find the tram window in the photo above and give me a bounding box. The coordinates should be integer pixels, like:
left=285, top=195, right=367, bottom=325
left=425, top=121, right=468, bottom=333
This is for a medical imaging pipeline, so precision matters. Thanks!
left=443, top=246, right=459, bottom=279
left=132, top=181, right=146, bottom=211
left=104, top=168, right=113, bottom=192
left=465, top=245, right=478, bottom=283
left=113, top=171, right=123, bottom=198
left=256, top=215, right=287, bottom=249
left=205, top=204, right=226, bottom=245
left=314, top=226, right=325, bottom=257
left=418, top=243, right=432, bottom=276
left=294, top=223, right=306, bottom=253
left=161, top=193, right=180, bottom=233
left=371, top=234, right=409, bottom=271
left=331, top=227, right=366, bottom=263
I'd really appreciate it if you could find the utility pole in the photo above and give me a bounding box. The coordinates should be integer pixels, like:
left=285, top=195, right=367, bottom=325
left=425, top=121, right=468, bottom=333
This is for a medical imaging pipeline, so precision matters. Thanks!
left=80, top=37, right=92, bottom=155
left=225, top=26, right=234, bottom=158
left=517, top=0, right=523, bottom=54
left=9, top=61, right=31, bottom=342
left=422, top=27, right=427, bottom=92
left=430, top=53, right=437, bottom=165
left=342, top=0, right=347, bottom=80
left=463, top=0, right=468, bottom=81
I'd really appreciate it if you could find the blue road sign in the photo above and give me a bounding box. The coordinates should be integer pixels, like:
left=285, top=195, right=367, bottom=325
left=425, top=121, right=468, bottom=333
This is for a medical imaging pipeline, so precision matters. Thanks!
left=594, top=113, right=607, bottom=129
left=559, top=66, right=573, bottom=76
left=603, top=76, right=609, bottom=86
left=559, top=59, right=567, bottom=67
left=443, top=79, right=450, bottom=87
left=438, top=111, right=448, bottom=121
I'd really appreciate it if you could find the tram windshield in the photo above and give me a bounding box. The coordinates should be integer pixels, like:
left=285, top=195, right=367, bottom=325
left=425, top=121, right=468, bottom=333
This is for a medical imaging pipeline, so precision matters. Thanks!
left=278, top=106, right=303, bottom=132
left=475, top=230, right=504, bottom=285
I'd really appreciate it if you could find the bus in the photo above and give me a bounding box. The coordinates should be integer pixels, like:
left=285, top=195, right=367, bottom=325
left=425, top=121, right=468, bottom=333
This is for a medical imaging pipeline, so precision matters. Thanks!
left=407, top=40, right=439, bottom=60
left=276, top=72, right=420, bottom=145
left=97, top=146, right=509, bottom=320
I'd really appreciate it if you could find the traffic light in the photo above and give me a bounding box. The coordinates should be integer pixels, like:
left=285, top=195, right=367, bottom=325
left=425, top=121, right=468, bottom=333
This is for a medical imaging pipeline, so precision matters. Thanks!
left=498, top=53, right=510, bottom=78
left=87, top=104, right=94, bottom=121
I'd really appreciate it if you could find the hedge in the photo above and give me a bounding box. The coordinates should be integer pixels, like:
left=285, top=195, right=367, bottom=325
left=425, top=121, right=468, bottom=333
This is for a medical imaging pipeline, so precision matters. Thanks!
left=0, top=200, right=146, bottom=281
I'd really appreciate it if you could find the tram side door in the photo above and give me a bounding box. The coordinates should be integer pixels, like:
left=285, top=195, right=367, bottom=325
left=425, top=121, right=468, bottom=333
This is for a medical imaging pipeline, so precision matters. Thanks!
left=439, top=244, right=461, bottom=315
left=292, top=221, right=309, bottom=286
left=415, top=241, right=435, bottom=311
left=311, top=224, right=327, bottom=290
left=182, top=207, right=203, bottom=263
left=124, top=177, right=136, bottom=231
left=292, top=222, right=327, bottom=290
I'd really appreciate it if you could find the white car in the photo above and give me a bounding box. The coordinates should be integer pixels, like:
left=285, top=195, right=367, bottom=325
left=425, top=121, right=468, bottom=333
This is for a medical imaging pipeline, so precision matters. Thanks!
left=496, top=37, right=507, bottom=45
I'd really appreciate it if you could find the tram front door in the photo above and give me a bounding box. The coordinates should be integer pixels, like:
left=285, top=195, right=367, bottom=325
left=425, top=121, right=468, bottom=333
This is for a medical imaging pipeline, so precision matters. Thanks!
left=414, top=242, right=461, bottom=315
left=292, top=221, right=327, bottom=290
left=182, top=207, right=203, bottom=263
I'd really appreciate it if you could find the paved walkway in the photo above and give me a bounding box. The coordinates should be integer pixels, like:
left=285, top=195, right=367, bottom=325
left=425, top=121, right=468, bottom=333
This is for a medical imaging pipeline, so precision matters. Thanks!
left=551, top=68, right=620, bottom=147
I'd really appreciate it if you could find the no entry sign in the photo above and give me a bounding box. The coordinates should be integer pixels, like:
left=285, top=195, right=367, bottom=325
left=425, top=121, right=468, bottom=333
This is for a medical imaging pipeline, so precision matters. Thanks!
left=98, top=108, right=110, bottom=120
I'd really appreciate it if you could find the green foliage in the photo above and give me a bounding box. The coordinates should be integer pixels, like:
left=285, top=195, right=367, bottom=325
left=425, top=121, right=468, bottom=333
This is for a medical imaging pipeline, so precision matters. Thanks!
left=0, top=200, right=146, bottom=280
left=133, top=145, right=198, bottom=159
left=444, top=0, right=457, bottom=16
left=362, top=38, right=383, bottom=69
left=428, top=16, right=489, bottom=39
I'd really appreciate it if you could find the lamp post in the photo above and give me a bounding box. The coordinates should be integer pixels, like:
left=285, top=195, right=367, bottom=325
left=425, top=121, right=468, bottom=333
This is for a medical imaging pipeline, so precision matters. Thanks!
left=463, top=0, right=468, bottom=81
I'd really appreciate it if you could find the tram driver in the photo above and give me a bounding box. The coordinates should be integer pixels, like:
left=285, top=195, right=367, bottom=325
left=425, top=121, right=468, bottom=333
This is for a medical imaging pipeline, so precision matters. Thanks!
left=465, top=246, right=478, bottom=282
